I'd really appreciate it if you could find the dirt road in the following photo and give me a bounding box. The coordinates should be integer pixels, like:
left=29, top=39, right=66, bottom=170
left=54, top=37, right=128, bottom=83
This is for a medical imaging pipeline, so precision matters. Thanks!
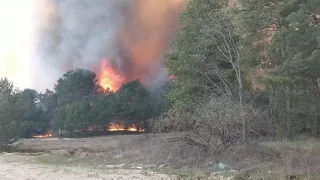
left=0, top=153, right=174, bottom=180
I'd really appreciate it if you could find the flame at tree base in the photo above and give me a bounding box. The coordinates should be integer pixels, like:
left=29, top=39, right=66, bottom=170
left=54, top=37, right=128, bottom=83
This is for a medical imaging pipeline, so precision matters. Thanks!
left=108, top=122, right=144, bottom=132
left=32, top=132, right=52, bottom=138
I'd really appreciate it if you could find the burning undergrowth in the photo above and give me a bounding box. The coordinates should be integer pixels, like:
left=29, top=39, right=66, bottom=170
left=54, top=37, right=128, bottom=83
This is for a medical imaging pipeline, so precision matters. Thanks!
left=108, top=122, right=145, bottom=132
left=32, top=122, right=144, bottom=139
left=32, top=132, right=52, bottom=138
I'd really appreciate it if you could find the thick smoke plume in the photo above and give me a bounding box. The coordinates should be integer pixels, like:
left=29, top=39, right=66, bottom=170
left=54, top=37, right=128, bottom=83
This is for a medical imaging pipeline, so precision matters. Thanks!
left=34, top=0, right=188, bottom=91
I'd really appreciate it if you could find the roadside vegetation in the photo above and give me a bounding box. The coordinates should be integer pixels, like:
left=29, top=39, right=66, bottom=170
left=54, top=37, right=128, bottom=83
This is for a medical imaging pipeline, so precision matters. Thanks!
left=1, top=0, right=320, bottom=177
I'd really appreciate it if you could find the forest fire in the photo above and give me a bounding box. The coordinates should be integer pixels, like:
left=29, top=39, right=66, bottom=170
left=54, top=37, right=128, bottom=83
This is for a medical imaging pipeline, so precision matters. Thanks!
left=32, top=132, right=52, bottom=138
left=98, top=60, right=125, bottom=92
left=108, top=122, right=144, bottom=132
left=94, top=1, right=187, bottom=93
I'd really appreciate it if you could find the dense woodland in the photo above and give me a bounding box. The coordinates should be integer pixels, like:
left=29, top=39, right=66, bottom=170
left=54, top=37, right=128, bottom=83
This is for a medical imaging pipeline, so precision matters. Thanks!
left=1, top=0, right=320, bottom=145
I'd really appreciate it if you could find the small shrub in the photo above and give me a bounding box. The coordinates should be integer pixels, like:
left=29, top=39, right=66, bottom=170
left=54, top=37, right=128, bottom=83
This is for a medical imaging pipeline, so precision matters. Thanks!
left=182, top=95, right=273, bottom=155
left=150, top=108, right=193, bottom=133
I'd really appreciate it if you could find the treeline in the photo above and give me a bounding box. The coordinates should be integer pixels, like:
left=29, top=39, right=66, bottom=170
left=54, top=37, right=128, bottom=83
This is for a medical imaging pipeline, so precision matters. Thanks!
left=155, top=0, right=320, bottom=142
left=1, top=0, right=319, bottom=144
left=0, top=69, right=165, bottom=142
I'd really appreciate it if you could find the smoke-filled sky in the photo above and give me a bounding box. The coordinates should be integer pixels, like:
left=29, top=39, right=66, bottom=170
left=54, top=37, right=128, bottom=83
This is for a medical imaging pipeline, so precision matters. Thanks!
left=0, top=0, right=188, bottom=92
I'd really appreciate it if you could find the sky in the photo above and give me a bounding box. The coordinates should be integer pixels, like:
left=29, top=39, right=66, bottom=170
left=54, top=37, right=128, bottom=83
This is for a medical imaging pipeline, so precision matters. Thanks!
left=0, top=0, right=36, bottom=89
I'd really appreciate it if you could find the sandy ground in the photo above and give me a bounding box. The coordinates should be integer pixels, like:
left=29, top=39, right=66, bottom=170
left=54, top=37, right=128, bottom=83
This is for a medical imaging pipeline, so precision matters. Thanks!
left=0, top=153, right=174, bottom=180
left=9, top=135, right=182, bottom=166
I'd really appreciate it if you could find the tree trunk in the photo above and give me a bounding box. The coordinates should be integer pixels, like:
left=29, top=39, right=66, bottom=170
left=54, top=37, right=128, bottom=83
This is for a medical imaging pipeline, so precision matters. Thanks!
left=239, top=80, right=246, bottom=142
left=237, top=56, right=246, bottom=142
left=312, top=115, right=318, bottom=137
left=286, top=87, right=293, bottom=140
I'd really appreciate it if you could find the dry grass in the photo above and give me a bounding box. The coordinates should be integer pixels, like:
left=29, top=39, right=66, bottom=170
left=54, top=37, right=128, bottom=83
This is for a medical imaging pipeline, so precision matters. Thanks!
left=9, top=134, right=320, bottom=178
left=260, top=139, right=320, bottom=176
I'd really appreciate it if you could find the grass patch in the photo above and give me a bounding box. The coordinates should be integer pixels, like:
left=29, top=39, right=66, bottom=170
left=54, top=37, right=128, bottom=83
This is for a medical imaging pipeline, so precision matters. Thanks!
left=151, top=167, right=213, bottom=179
left=35, top=154, right=100, bottom=166
left=261, top=139, right=320, bottom=151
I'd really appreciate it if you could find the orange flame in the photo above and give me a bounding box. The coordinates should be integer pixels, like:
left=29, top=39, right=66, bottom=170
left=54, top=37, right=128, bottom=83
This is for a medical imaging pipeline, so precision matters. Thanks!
left=108, top=122, right=144, bottom=132
left=32, top=132, right=52, bottom=138
left=98, top=60, right=124, bottom=92
left=95, top=1, right=187, bottom=89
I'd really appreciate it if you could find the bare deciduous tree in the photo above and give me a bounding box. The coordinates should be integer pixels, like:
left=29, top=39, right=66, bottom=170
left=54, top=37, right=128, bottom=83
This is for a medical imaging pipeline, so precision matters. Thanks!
left=184, top=95, right=273, bottom=155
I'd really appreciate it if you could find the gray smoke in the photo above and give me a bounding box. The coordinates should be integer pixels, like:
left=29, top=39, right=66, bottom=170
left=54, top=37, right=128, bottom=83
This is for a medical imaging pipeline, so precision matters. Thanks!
left=34, top=0, right=134, bottom=91
left=33, top=0, right=186, bottom=92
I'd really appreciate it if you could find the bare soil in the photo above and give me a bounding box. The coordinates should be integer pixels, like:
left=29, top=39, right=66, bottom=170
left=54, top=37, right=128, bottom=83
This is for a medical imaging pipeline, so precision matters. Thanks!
left=10, top=133, right=207, bottom=169
left=0, top=152, right=175, bottom=180
left=5, top=134, right=219, bottom=179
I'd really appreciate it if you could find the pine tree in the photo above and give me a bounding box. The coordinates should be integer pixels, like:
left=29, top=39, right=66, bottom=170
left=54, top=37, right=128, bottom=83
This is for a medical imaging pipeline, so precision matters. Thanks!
left=164, top=0, right=237, bottom=112
left=240, top=0, right=320, bottom=138
left=269, top=0, right=320, bottom=137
